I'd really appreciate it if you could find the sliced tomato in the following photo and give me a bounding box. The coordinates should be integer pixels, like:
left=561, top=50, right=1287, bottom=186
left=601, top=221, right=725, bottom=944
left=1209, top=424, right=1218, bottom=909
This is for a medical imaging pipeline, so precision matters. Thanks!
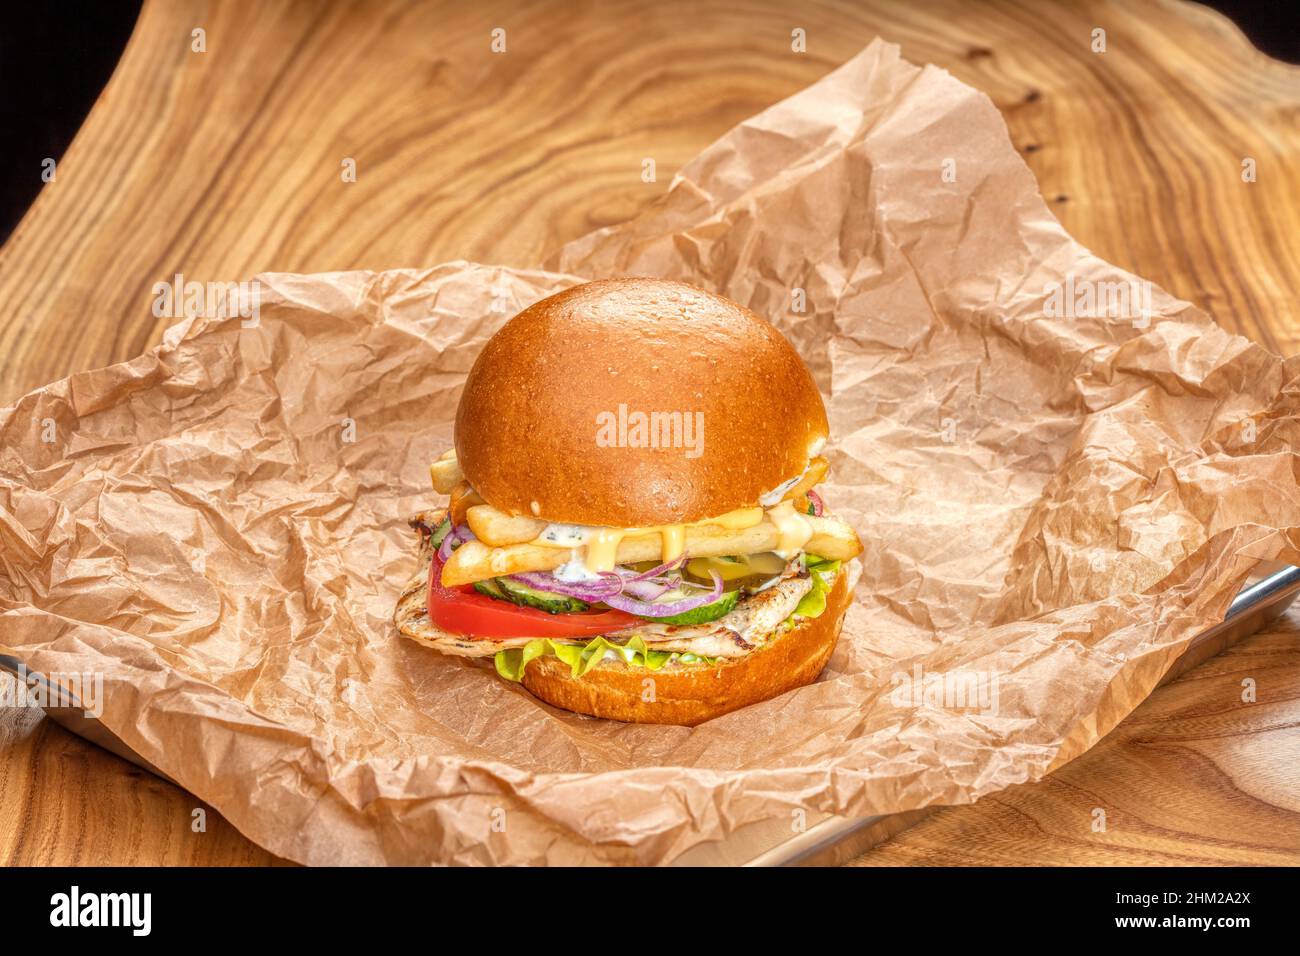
left=427, top=554, right=640, bottom=639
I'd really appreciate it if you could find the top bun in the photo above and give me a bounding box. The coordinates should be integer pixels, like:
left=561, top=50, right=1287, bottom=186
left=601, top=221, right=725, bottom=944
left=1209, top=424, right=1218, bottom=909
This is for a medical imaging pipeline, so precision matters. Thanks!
left=454, top=278, right=828, bottom=527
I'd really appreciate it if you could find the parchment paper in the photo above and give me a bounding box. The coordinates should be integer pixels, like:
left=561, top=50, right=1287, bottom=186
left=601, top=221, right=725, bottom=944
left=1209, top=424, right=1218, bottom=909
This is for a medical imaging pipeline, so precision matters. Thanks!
left=2, top=41, right=1298, bottom=865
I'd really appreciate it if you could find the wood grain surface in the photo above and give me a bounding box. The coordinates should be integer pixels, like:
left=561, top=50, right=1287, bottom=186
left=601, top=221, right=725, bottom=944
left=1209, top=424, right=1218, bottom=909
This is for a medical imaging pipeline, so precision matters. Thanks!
left=1, top=0, right=1298, bottom=865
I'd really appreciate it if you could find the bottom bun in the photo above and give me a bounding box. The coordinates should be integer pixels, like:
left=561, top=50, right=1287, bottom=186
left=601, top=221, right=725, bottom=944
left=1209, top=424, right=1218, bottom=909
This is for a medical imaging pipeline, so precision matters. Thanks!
left=521, top=571, right=851, bottom=726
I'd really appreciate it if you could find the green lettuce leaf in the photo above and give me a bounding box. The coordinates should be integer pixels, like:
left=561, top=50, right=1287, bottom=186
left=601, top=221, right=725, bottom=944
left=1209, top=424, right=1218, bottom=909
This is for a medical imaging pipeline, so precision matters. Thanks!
left=805, top=553, right=841, bottom=574
left=494, top=634, right=712, bottom=682
left=789, top=557, right=842, bottom=621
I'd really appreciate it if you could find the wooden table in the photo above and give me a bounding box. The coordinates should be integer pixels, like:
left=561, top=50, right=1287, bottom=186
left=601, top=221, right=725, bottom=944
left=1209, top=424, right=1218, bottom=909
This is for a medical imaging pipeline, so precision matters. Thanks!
left=1, top=0, right=1297, bottom=866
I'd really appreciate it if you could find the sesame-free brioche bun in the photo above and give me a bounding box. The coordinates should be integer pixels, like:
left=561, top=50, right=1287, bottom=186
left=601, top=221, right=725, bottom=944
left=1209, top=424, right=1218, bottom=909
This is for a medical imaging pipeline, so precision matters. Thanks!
left=454, top=278, right=828, bottom=527
left=519, top=570, right=851, bottom=725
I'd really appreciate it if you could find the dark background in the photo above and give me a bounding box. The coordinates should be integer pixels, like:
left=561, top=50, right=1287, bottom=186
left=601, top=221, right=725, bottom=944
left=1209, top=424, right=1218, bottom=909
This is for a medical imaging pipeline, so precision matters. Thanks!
left=0, top=1, right=1296, bottom=245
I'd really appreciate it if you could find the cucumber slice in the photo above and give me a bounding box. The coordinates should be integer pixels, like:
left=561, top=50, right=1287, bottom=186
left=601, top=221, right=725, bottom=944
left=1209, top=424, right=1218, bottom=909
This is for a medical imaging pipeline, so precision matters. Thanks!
left=472, top=578, right=509, bottom=600
left=648, top=589, right=740, bottom=626
left=496, top=577, right=590, bottom=614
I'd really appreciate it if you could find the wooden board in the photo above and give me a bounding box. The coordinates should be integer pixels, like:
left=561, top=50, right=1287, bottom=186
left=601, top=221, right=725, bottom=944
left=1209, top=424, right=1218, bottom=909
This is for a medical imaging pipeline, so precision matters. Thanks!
left=1, top=0, right=1298, bottom=865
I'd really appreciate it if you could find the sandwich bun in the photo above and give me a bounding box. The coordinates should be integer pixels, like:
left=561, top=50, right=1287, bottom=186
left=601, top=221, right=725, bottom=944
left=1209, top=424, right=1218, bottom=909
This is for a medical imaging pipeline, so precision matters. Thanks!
left=455, top=278, right=828, bottom=527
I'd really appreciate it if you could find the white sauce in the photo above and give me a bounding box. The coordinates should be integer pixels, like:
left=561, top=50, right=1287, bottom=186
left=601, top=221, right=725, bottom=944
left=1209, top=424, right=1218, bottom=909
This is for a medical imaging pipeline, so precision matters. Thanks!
left=538, top=523, right=596, bottom=548
left=758, top=436, right=827, bottom=506
left=553, top=550, right=603, bottom=582
left=759, top=473, right=803, bottom=507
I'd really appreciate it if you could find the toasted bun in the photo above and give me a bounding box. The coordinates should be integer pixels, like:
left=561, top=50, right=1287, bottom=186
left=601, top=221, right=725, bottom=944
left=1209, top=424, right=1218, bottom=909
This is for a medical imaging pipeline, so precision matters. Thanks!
left=519, top=571, right=851, bottom=725
left=455, top=278, right=828, bottom=527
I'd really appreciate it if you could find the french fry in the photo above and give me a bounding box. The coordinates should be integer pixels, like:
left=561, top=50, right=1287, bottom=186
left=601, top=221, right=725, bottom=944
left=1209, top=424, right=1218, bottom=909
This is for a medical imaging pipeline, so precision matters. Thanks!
left=461, top=459, right=833, bottom=548
left=466, top=504, right=547, bottom=547
left=449, top=480, right=485, bottom=526
left=783, top=457, right=828, bottom=501
left=429, top=451, right=463, bottom=494
left=441, top=514, right=862, bottom=586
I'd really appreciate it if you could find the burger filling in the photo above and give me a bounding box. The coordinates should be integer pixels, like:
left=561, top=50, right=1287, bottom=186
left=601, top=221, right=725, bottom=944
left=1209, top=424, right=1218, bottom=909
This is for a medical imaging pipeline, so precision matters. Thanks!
left=414, top=451, right=860, bottom=680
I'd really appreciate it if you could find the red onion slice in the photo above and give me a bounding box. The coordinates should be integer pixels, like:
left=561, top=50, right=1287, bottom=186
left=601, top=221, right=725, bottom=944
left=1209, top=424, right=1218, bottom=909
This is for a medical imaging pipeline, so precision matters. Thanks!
left=616, top=554, right=687, bottom=582
left=602, top=571, right=723, bottom=618
left=510, top=570, right=623, bottom=601
left=436, top=523, right=474, bottom=562
left=620, top=578, right=676, bottom=601
left=507, top=554, right=689, bottom=603
left=436, top=528, right=458, bottom=562
left=806, top=489, right=825, bottom=516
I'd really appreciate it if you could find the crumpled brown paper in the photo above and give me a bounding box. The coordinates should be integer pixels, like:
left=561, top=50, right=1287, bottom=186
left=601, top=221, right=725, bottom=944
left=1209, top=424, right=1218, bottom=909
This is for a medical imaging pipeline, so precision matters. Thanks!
left=2, top=41, right=1299, bottom=865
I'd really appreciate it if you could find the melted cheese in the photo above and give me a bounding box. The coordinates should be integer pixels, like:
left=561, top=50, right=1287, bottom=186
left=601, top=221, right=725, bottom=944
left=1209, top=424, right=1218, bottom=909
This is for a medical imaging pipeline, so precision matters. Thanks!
left=660, top=524, right=686, bottom=562
left=435, top=447, right=825, bottom=574
left=534, top=510, right=762, bottom=558
left=767, top=499, right=814, bottom=557
left=585, top=528, right=626, bottom=573
left=528, top=502, right=810, bottom=572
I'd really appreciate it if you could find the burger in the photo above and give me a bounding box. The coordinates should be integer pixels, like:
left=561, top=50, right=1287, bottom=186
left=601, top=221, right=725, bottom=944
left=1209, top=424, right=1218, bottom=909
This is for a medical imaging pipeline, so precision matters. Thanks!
left=394, top=277, right=862, bottom=725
